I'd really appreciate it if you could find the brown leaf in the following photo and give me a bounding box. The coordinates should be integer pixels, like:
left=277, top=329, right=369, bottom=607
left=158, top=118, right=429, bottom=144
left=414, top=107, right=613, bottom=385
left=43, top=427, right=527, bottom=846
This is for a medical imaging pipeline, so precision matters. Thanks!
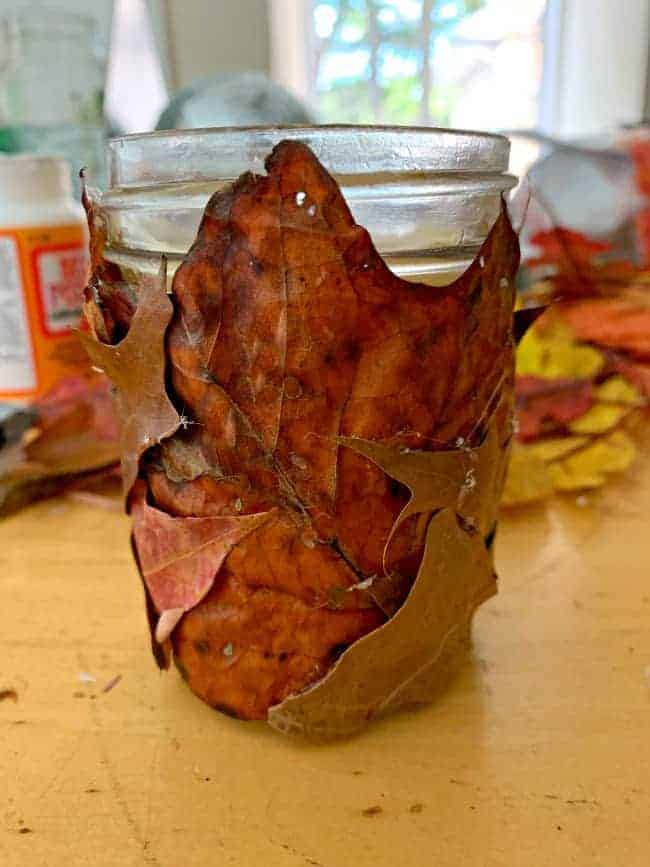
left=78, top=262, right=180, bottom=501
left=334, top=417, right=505, bottom=614
left=268, top=508, right=494, bottom=738
left=82, top=176, right=134, bottom=343
left=0, top=376, right=120, bottom=517
left=339, top=420, right=503, bottom=537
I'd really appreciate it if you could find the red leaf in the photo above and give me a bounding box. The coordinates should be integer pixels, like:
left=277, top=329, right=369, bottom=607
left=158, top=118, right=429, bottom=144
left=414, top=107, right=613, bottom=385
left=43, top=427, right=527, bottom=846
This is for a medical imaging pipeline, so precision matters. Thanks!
left=515, top=375, right=594, bottom=441
left=131, top=480, right=275, bottom=635
left=528, top=227, right=610, bottom=267
left=613, top=356, right=650, bottom=399
left=560, top=299, right=650, bottom=360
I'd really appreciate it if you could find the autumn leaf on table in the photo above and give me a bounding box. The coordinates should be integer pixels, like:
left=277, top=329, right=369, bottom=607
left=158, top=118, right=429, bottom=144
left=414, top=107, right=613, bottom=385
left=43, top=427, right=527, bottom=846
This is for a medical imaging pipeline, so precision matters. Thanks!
left=507, top=222, right=650, bottom=506
left=78, top=262, right=180, bottom=501
left=515, top=376, right=594, bottom=442
left=505, top=318, right=645, bottom=505
left=524, top=221, right=650, bottom=395
left=526, top=227, right=611, bottom=269
left=561, top=297, right=650, bottom=360
left=0, top=375, right=120, bottom=517
left=85, top=139, right=519, bottom=728
left=525, top=227, right=637, bottom=300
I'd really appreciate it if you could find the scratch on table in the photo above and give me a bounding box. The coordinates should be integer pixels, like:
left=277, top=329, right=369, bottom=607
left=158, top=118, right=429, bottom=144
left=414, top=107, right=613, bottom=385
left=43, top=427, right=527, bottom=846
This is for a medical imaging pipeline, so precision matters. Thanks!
left=78, top=650, right=161, bottom=866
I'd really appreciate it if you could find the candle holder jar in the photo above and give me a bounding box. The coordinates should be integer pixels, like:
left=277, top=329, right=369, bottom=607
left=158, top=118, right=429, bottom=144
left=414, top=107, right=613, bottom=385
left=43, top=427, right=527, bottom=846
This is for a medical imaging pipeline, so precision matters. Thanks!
left=99, top=124, right=515, bottom=285
left=84, top=126, right=519, bottom=738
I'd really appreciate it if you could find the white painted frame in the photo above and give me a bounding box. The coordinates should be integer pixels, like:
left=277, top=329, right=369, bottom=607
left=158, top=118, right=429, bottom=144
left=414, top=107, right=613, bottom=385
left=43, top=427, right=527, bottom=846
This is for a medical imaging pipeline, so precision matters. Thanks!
left=267, top=0, right=314, bottom=103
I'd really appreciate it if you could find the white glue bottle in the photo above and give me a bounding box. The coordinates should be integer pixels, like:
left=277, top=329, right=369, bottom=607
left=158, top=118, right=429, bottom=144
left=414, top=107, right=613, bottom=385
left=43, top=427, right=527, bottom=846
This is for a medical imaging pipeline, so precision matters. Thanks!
left=0, top=155, right=89, bottom=402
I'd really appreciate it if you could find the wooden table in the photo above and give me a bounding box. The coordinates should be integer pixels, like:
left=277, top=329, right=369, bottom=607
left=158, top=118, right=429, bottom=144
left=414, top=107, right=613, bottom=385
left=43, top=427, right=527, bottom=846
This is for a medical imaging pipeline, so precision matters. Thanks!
left=1, top=463, right=649, bottom=867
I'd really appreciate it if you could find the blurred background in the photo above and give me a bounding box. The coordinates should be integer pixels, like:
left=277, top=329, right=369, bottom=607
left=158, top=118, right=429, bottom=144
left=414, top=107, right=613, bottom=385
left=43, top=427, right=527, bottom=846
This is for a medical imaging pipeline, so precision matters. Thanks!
left=1, top=0, right=649, bottom=173
left=2, top=0, right=650, bottom=512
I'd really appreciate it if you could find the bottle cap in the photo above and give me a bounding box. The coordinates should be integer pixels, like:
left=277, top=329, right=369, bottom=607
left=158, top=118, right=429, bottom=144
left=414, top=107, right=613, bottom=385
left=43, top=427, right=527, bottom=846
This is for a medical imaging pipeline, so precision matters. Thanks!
left=0, top=154, right=73, bottom=204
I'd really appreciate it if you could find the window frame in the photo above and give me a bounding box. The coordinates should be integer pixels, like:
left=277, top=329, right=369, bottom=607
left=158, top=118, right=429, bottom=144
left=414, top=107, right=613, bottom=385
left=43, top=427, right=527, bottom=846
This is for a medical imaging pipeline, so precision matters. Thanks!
left=267, top=0, right=650, bottom=138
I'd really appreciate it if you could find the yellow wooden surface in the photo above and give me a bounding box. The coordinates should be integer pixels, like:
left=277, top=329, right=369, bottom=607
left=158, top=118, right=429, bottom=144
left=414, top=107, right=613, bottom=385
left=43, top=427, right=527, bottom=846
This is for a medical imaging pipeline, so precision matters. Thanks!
left=1, top=465, right=649, bottom=866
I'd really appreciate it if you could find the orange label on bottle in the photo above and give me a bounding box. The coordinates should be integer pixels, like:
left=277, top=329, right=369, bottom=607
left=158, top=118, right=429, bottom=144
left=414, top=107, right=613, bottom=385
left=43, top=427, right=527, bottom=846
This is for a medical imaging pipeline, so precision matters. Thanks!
left=0, top=223, right=89, bottom=400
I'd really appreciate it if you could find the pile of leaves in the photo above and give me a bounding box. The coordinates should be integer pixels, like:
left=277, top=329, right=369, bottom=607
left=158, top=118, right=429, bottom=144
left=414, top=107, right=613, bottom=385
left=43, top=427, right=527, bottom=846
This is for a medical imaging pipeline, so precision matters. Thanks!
left=504, top=227, right=650, bottom=507
left=0, top=375, right=121, bottom=516
left=81, top=140, right=521, bottom=737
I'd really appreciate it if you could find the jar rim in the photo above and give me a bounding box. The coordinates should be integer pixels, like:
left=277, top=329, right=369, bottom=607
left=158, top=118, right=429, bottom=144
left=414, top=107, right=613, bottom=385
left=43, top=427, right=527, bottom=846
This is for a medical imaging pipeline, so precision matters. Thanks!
left=107, top=123, right=512, bottom=190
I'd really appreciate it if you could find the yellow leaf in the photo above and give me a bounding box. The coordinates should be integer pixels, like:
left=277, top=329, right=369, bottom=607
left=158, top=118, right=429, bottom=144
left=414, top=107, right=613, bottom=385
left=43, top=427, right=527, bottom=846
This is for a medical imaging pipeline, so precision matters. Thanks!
left=568, top=404, right=629, bottom=435
left=501, top=445, right=553, bottom=506
left=594, top=375, right=646, bottom=406
left=548, top=430, right=637, bottom=492
left=516, top=323, right=604, bottom=380
left=548, top=462, right=605, bottom=491
left=529, top=436, right=589, bottom=462
left=577, top=430, right=637, bottom=473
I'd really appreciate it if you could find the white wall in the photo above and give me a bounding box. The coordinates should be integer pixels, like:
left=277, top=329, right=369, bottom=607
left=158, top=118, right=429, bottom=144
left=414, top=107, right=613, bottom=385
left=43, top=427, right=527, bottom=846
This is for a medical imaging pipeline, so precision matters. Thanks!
left=0, top=0, right=113, bottom=46
left=163, top=0, right=270, bottom=90
left=547, top=0, right=650, bottom=139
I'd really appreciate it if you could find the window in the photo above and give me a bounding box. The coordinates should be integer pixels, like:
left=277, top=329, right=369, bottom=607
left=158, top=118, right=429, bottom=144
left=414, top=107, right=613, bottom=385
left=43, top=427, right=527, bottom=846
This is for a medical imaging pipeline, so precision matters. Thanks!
left=272, top=0, right=547, bottom=130
left=104, top=0, right=168, bottom=134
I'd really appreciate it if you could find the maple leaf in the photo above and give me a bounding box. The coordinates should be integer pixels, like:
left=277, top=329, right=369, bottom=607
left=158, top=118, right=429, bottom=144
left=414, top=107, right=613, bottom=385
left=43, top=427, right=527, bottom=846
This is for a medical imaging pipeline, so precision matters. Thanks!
left=78, top=262, right=180, bottom=500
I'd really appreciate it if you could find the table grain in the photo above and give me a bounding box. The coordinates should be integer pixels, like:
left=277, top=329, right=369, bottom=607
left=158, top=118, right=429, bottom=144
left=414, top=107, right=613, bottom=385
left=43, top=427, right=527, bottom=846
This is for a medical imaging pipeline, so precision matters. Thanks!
left=1, top=463, right=649, bottom=866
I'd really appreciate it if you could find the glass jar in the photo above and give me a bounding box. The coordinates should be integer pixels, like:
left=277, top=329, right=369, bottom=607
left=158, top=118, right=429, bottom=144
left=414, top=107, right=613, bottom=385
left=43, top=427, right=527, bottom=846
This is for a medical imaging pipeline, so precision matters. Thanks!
left=87, top=125, right=520, bottom=735
left=96, top=125, right=515, bottom=287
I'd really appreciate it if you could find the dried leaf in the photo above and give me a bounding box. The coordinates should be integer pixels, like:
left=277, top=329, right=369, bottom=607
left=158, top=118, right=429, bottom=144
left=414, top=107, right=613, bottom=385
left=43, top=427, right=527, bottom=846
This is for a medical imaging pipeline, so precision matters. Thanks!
left=78, top=263, right=180, bottom=501
left=337, top=417, right=504, bottom=545
left=568, top=403, right=629, bottom=435
left=131, top=480, right=274, bottom=636
left=561, top=299, right=650, bottom=360
left=0, top=376, right=120, bottom=517
left=268, top=508, right=494, bottom=738
left=529, top=436, right=588, bottom=462
left=500, top=443, right=553, bottom=506
left=547, top=430, right=637, bottom=490
left=515, top=375, right=594, bottom=441
left=527, top=228, right=610, bottom=268
left=516, top=320, right=604, bottom=380
left=593, top=375, right=646, bottom=406
left=612, top=357, right=650, bottom=399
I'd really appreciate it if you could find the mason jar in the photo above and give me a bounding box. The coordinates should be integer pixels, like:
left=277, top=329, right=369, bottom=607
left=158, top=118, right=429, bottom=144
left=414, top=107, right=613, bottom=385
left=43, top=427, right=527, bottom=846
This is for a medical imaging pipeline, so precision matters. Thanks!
left=95, top=125, right=515, bottom=288
left=86, top=125, right=519, bottom=737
